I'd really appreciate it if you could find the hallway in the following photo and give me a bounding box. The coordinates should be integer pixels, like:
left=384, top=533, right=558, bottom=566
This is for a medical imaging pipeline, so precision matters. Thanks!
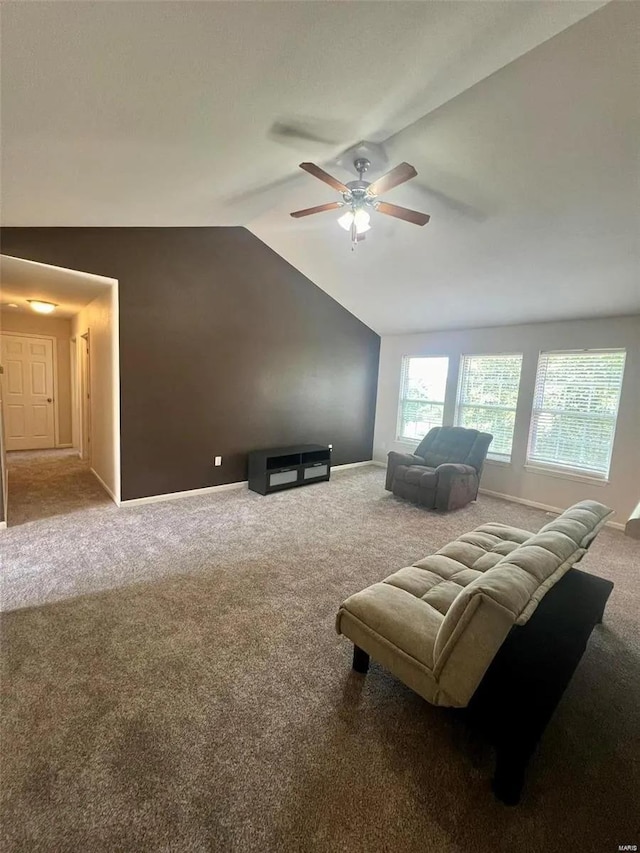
left=5, top=449, right=112, bottom=527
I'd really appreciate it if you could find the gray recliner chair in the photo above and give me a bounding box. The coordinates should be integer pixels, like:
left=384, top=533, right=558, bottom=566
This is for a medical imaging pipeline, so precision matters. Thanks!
left=386, top=426, right=493, bottom=511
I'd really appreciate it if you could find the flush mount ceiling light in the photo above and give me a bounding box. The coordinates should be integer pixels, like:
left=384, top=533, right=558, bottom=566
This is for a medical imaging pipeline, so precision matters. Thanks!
left=27, top=300, right=57, bottom=314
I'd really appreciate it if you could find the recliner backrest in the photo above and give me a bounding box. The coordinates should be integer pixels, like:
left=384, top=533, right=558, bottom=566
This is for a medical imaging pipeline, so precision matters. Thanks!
left=415, top=426, right=493, bottom=473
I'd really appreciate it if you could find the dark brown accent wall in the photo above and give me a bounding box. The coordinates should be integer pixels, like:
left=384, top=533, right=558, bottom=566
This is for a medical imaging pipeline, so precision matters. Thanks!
left=0, top=229, right=380, bottom=500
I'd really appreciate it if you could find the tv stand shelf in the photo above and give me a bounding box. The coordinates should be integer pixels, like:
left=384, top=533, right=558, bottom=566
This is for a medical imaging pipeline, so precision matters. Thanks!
left=248, top=444, right=331, bottom=495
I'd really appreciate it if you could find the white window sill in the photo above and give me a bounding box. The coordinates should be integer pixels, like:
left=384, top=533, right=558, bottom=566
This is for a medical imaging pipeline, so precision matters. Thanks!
left=523, top=464, right=609, bottom=487
left=485, top=457, right=511, bottom=467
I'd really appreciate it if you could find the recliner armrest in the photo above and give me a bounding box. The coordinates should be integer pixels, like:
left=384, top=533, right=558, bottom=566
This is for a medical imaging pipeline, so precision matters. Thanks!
left=390, top=451, right=425, bottom=466
left=434, top=463, right=480, bottom=511
left=385, top=450, right=425, bottom=490
left=436, top=463, right=477, bottom=477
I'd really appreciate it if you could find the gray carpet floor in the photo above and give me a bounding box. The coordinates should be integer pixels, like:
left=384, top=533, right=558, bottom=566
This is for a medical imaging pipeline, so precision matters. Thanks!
left=1, top=452, right=638, bottom=852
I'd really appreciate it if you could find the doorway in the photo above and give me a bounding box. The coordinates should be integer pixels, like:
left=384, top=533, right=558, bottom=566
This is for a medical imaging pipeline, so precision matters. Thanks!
left=0, top=254, right=121, bottom=525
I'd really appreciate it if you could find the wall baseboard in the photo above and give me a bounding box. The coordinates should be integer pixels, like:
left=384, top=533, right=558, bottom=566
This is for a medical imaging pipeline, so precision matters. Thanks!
left=91, top=468, right=119, bottom=507
left=480, top=488, right=564, bottom=515
left=479, top=488, right=624, bottom=531
left=332, top=460, right=375, bottom=471
left=0, top=520, right=6, bottom=531
left=121, top=480, right=248, bottom=507
left=56, top=443, right=73, bottom=449
left=120, top=460, right=377, bottom=507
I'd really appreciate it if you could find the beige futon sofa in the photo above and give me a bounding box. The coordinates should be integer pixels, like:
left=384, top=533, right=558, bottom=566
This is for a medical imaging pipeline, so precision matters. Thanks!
left=336, top=501, right=612, bottom=709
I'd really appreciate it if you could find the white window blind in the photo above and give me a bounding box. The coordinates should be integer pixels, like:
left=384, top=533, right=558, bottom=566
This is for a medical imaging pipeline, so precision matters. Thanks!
left=397, top=356, right=449, bottom=443
left=527, top=349, right=626, bottom=477
left=455, top=354, right=523, bottom=461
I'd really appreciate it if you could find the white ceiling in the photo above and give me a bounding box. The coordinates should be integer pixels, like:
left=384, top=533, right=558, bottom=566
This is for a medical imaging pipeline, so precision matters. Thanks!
left=2, top=1, right=638, bottom=334
left=0, top=256, right=114, bottom=318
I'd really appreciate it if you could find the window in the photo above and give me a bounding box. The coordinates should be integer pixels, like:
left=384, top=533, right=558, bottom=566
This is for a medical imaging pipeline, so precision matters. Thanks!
left=397, top=356, right=449, bottom=442
left=527, top=349, right=626, bottom=478
left=455, top=354, right=523, bottom=462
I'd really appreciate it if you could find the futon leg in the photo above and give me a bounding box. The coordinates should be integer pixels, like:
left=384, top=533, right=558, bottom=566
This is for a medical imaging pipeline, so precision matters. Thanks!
left=492, top=746, right=529, bottom=806
left=352, top=645, right=370, bottom=674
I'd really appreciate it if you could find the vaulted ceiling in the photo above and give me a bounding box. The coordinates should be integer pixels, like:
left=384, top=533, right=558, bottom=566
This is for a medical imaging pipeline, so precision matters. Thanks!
left=2, top=1, right=638, bottom=333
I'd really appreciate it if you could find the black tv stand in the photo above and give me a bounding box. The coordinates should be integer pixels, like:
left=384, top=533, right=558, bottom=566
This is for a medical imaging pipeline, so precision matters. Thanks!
left=248, top=444, right=331, bottom=495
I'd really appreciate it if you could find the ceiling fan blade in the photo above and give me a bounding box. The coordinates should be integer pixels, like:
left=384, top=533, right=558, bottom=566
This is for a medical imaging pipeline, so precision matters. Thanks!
left=290, top=201, right=343, bottom=219
left=367, top=162, right=418, bottom=197
left=269, top=117, right=355, bottom=148
left=299, top=162, right=349, bottom=193
left=376, top=201, right=430, bottom=226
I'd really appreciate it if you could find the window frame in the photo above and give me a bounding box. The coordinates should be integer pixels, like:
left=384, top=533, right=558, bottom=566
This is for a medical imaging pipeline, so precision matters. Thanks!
left=396, top=355, right=449, bottom=445
left=526, top=348, right=626, bottom=480
left=454, top=352, right=523, bottom=463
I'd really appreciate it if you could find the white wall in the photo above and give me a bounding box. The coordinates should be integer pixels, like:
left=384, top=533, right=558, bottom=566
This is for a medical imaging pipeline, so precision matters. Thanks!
left=373, top=315, right=640, bottom=521
left=72, top=285, right=120, bottom=502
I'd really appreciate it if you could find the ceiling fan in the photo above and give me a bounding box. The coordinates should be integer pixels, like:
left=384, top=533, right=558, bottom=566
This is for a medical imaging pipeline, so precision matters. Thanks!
left=290, top=157, right=430, bottom=249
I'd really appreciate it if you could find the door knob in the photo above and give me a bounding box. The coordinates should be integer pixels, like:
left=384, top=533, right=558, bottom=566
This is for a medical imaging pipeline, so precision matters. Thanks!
left=47, top=398, right=52, bottom=403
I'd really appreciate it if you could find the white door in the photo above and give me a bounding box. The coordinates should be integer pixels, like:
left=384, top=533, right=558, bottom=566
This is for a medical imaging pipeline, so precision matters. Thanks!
left=0, top=334, right=55, bottom=451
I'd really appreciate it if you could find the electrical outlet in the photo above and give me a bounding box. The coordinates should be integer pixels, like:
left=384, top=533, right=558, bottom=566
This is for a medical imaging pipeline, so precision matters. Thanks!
left=214, top=456, right=222, bottom=466
left=328, top=443, right=333, bottom=450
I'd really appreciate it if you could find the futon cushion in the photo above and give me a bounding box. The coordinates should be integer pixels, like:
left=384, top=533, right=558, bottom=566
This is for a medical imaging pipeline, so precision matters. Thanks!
left=338, top=582, right=442, bottom=669
left=434, top=500, right=612, bottom=659
left=537, top=500, right=613, bottom=549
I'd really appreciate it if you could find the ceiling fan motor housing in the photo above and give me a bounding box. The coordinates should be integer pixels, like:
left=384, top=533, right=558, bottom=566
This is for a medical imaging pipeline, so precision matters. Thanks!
left=344, top=158, right=374, bottom=207
left=344, top=181, right=371, bottom=195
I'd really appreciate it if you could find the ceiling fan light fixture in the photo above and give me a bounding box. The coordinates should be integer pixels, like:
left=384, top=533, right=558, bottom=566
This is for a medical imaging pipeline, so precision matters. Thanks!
left=337, top=210, right=352, bottom=231
left=337, top=208, right=370, bottom=234
left=27, top=299, right=57, bottom=314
